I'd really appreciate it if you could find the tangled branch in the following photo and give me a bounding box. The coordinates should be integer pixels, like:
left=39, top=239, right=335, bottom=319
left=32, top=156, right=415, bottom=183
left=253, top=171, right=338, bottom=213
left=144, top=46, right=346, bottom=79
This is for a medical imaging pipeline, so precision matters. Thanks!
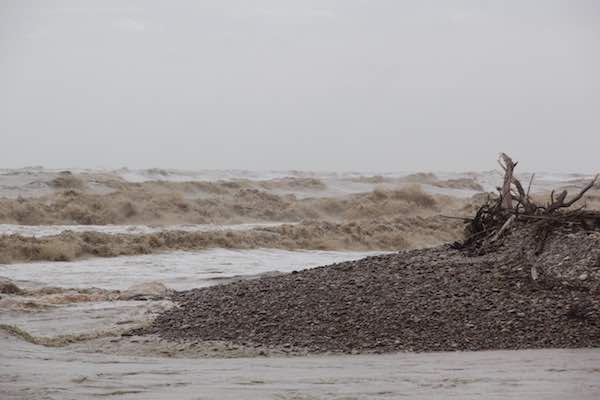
left=456, top=153, right=599, bottom=257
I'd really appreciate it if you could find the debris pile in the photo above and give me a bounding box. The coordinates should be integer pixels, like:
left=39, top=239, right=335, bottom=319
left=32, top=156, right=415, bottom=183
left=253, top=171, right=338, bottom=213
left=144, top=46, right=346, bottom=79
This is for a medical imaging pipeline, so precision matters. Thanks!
left=456, top=153, right=600, bottom=281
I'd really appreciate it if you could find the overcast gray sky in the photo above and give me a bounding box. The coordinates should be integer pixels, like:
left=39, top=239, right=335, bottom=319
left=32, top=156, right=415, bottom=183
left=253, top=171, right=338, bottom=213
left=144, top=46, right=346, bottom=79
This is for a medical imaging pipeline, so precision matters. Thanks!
left=1, top=0, right=599, bottom=172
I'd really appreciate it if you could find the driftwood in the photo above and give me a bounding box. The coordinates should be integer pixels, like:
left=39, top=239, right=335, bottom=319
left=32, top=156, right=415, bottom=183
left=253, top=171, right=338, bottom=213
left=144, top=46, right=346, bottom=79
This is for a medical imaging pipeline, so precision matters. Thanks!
left=491, top=214, right=516, bottom=242
left=456, top=153, right=599, bottom=258
left=498, top=153, right=516, bottom=210
left=545, top=175, right=598, bottom=214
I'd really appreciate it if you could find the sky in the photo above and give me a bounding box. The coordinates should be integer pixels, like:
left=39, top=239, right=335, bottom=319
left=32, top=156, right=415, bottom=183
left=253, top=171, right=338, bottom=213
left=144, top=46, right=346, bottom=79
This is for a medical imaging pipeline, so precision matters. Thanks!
left=1, top=0, right=599, bottom=172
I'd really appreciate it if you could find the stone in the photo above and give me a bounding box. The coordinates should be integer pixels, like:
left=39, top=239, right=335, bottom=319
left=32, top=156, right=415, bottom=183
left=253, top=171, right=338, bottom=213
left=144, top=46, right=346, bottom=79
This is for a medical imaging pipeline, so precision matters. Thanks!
left=0, top=278, right=23, bottom=295
left=119, top=281, right=172, bottom=300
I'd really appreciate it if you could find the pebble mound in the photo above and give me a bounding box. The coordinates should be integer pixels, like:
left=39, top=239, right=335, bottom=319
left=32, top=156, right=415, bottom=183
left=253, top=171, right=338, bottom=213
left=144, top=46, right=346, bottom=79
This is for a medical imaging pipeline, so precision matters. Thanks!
left=149, top=227, right=600, bottom=353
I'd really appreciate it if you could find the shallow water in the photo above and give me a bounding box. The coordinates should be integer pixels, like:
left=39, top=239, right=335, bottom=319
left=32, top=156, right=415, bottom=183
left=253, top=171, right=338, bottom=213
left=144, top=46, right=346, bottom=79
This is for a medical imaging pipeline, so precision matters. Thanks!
left=0, top=249, right=379, bottom=343
left=0, top=248, right=379, bottom=290
left=2, top=332, right=599, bottom=400
left=1, top=300, right=171, bottom=337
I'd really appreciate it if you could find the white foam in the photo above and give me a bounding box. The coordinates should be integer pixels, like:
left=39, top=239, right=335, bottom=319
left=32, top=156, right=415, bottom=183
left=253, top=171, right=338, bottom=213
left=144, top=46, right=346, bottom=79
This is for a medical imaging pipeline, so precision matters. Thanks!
left=0, top=222, right=290, bottom=237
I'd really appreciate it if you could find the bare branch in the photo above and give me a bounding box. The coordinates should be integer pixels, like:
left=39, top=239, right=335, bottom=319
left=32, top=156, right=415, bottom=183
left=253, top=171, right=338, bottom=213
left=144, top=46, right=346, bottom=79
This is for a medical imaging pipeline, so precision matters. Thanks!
left=545, top=174, right=598, bottom=214
left=563, top=174, right=598, bottom=206
left=526, top=173, right=535, bottom=198
left=492, top=215, right=516, bottom=241
left=459, top=155, right=599, bottom=253
left=498, top=153, right=515, bottom=210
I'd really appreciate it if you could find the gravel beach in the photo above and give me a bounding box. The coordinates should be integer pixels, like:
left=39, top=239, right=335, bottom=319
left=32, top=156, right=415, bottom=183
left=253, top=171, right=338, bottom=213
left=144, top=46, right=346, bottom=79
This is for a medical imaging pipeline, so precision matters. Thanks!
left=148, top=225, right=600, bottom=354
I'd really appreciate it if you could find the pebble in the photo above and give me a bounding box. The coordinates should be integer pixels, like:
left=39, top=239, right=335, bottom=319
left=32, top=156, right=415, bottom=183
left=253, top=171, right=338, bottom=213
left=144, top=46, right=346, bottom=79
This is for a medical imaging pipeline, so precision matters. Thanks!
left=147, top=225, right=600, bottom=354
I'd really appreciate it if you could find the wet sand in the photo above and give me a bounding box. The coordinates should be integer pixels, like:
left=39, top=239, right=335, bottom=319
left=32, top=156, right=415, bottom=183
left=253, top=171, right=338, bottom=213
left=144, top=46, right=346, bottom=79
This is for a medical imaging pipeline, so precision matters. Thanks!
left=2, top=331, right=599, bottom=399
